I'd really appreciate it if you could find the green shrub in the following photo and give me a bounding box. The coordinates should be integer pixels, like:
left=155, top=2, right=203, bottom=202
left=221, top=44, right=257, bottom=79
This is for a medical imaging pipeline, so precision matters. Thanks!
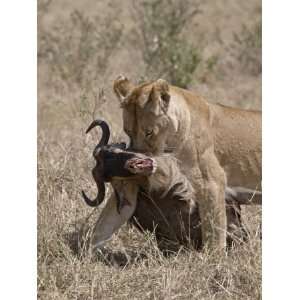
left=132, top=0, right=201, bottom=88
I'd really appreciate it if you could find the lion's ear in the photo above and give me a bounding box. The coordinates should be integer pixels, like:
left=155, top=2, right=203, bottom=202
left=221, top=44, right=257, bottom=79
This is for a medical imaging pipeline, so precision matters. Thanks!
left=155, top=78, right=169, bottom=92
left=113, top=75, right=134, bottom=102
left=155, top=79, right=170, bottom=112
left=145, top=79, right=170, bottom=115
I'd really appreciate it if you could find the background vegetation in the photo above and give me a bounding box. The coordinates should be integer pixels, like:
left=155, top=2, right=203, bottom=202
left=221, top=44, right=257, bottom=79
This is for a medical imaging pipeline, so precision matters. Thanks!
left=38, top=0, right=261, bottom=298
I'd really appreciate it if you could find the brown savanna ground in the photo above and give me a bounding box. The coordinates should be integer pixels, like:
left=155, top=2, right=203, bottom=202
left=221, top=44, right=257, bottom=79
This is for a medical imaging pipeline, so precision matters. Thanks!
left=38, top=0, right=262, bottom=299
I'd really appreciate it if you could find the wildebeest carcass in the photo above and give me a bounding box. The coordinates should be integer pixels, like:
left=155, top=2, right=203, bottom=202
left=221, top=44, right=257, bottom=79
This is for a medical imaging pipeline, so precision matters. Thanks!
left=82, top=120, right=261, bottom=253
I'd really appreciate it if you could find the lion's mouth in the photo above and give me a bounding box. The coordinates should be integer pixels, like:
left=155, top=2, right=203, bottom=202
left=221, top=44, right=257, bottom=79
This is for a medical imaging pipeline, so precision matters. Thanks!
left=124, top=157, right=157, bottom=175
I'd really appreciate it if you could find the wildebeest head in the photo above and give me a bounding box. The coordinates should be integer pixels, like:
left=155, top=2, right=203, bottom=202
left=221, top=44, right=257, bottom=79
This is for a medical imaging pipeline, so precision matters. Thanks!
left=82, top=119, right=157, bottom=207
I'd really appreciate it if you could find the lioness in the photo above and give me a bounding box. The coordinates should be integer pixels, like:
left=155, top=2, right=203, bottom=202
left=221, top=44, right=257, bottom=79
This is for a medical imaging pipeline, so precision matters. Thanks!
left=113, top=76, right=262, bottom=251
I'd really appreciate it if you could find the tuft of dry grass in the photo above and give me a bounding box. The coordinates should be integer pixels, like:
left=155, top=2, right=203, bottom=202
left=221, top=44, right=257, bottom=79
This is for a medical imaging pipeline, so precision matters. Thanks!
left=38, top=0, right=261, bottom=299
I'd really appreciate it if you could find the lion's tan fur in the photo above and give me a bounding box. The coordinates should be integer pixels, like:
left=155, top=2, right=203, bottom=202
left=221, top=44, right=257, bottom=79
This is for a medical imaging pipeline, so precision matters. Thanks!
left=113, top=76, right=262, bottom=251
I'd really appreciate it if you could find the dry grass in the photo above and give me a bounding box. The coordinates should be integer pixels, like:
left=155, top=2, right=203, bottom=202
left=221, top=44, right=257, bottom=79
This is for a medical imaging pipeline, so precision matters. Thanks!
left=38, top=0, right=261, bottom=299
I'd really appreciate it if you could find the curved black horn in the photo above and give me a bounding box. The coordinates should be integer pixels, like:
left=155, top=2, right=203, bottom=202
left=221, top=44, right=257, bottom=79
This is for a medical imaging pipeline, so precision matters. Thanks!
left=86, top=119, right=110, bottom=147
left=82, top=119, right=109, bottom=207
left=81, top=166, right=106, bottom=207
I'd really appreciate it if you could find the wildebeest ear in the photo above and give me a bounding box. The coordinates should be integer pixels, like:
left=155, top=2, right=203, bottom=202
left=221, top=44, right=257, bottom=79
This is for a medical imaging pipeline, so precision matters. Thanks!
left=154, top=78, right=170, bottom=112
left=113, top=75, right=134, bottom=102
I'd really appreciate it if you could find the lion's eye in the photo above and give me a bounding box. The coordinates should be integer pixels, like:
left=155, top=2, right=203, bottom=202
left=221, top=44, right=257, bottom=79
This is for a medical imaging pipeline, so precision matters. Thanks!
left=145, top=129, right=154, bottom=137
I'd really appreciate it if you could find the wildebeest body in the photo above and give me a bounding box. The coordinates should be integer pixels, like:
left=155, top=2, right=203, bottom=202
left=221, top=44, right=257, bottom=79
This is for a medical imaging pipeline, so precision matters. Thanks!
left=131, top=187, right=202, bottom=252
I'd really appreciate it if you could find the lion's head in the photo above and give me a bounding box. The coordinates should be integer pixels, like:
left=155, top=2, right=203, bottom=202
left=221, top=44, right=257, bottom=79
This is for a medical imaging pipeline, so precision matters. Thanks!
left=113, top=76, right=174, bottom=154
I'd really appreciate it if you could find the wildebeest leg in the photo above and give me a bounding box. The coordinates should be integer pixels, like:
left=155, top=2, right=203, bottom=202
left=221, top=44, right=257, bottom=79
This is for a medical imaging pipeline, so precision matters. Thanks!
left=226, top=186, right=262, bottom=205
left=225, top=186, right=262, bottom=247
left=91, top=183, right=138, bottom=251
left=226, top=201, right=247, bottom=248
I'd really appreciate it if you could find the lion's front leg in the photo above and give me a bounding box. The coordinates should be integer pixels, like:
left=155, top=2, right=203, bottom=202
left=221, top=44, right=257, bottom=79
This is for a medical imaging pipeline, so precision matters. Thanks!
left=91, top=183, right=138, bottom=251
left=194, top=147, right=227, bottom=252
